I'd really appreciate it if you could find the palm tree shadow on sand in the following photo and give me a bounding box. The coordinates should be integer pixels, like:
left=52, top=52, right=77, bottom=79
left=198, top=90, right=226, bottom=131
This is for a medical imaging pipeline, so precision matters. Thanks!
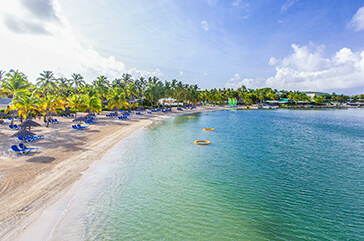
left=26, top=156, right=55, bottom=163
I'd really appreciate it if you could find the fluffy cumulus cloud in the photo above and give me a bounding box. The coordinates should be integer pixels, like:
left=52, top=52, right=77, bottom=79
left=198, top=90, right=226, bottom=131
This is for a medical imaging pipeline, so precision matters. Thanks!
left=225, top=74, right=266, bottom=89
left=0, top=0, right=158, bottom=82
left=226, top=44, right=364, bottom=94
left=348, top=6, right=364, bottom=31
left=201, top=20, right=209, bottom=31
left=3, top=0, right=59, bottom=35
left=266, top=44, right=364, bottom=93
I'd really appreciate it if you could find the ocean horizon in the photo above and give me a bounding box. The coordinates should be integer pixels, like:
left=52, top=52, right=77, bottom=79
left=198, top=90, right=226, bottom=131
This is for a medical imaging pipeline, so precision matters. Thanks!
left=50, top=109, right=364, bottom=240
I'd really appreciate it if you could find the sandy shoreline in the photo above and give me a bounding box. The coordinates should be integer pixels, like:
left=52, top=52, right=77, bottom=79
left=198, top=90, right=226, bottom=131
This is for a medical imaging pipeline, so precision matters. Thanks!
left=0, top=106, right=227, bottom=240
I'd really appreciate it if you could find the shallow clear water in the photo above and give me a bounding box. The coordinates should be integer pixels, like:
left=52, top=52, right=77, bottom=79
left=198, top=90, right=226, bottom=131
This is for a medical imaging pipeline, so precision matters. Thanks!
left=52, top=109, right=364, bottom=240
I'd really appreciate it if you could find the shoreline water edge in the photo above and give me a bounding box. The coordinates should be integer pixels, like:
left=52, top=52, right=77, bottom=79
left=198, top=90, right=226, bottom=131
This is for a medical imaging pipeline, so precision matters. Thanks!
left=0, top=106, right=227, bottom=241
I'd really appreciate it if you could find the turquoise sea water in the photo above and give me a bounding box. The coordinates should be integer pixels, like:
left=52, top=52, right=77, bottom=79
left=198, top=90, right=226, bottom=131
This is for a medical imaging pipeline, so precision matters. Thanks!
left=52, top=109, right=364, bottom=240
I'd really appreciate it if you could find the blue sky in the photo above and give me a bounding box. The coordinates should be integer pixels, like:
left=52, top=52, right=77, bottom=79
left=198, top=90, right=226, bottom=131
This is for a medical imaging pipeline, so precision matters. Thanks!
left=0, top=0, right=364, bottom=94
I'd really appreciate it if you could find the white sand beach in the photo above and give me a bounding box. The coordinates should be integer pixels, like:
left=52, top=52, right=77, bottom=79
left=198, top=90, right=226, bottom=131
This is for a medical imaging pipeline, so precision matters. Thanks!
left=0, top=106, right=226, bottom=240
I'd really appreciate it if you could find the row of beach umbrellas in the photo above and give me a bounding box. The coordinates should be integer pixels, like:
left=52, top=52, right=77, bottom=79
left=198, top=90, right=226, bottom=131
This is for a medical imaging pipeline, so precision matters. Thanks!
left=10, top=113, right=94, bottom=138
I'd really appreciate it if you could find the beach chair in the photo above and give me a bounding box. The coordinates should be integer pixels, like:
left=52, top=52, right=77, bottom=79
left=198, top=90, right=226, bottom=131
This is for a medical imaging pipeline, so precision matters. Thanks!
left=8, top=145, right=30, bottom=155
left=85, top=119, right=97, bottom=124
left=9, top=124, right=20, bottom=130
left=77, top=124, right=88, bottom=129
left=72, top=125, right=84, bottom=130
left=19, top=143, right=38, bottom=152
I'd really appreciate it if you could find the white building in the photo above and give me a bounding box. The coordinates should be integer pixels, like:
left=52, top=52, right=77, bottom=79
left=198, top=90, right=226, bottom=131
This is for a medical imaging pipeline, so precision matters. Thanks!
left=0, top=98, right=12, bottom=109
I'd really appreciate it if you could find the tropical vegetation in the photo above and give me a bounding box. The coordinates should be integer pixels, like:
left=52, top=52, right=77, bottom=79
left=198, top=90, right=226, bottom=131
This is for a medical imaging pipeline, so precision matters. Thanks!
left=1, top=69, right=363, bottom=125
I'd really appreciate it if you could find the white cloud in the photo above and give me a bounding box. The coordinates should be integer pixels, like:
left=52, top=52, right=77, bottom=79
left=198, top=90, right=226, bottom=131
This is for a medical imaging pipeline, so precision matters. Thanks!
left=281, top=0, right=299, bottom=12
left=201, top=20, right=209, bottom=31
left=348, top=6, right=364, bottom=31
left=232, top=0, right=241, bottom=7
left=0, top=0, right=160, bottom=83
left=266, top=44, right=364, bottom=92
left=207, top=0, right=219, bottom=8
left=225, top=44, right=364, bottom=94
left=128, top=68, right=164, bottom=79
left=232, top=0, right=249, bottom=8
left=203, top=72, right=207, bottom=76
left=225, top=74, right=266, bottom=89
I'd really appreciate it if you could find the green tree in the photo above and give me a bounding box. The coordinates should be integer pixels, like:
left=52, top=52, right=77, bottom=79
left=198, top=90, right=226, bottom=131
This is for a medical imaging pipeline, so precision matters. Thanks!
left=71, top=73, right=85, bottom=94
left=36, top=70, right=56, bottom=98
left=2, top=70, right=30, bottom=124
left=11, top=90, right=39, bottom=125
left=107, top=88, right=129, bottom=111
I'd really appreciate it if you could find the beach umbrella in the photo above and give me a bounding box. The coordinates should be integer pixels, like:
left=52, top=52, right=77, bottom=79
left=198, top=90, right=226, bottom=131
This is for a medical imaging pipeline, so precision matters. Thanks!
left=11, top=128, right=35, bottom=138
left=73, top=116, right=87, bottom=123
left=19, top=119, right=41, bottom=131
left=85, top=113, right=94, bottom=118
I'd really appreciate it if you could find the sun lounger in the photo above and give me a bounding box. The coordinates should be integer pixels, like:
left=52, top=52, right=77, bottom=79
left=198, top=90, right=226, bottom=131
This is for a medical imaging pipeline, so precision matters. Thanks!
left=76, top=124, right=88, bottom=129
left=8, top=145, right=30, bottom=155
left=19, top=143, right=38, bottom=152
left=17, top=135, right=43, bottom=143
left=72, top=125, right=82, bottom=130
left=85, top=119, right=97, bottom=124
left=118, top=116, right=129, bottom=120
left=8, top=125, right=19, bottom=130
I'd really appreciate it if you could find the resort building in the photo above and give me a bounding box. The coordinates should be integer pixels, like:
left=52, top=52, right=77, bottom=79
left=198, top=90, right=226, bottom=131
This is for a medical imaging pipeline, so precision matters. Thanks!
left=0, top=98, right=12, bottom=110
left=158, top=98, right=182, bottom=106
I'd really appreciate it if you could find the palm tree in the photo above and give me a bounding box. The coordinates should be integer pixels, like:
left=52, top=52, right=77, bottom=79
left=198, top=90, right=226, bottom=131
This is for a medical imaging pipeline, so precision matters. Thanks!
left=107, top=88, right=129, bottom=111
left=93, top=75, right=110, bottom=107
left=127, top=82, right=138, bottom=111
left=80, top=94, right=102, bottom=114
left=2, top=69, right=30, bottom=124
left=145, top=78, right=162, bottom=108
left=175, top=81, right=184, bottom=108
left=71, top=73, right=85, bottom=94
left=36, top=70, right=56, bottom=98
left=67, top=94, right=84, bottom=118
left=134, top=77, right=147, bottom=107
left=11, top=90, right=39, bottom=122
left=188, top=84, right=199, bottom=106
left=122, top=73, right=133, bottom=94
left=0, top=70, right=5, bottom=82
left=39, top=94, right=64, bottom=127
left=163, top=80, right=173, bottom=107
left=56, top=77, right=73, bottom=103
